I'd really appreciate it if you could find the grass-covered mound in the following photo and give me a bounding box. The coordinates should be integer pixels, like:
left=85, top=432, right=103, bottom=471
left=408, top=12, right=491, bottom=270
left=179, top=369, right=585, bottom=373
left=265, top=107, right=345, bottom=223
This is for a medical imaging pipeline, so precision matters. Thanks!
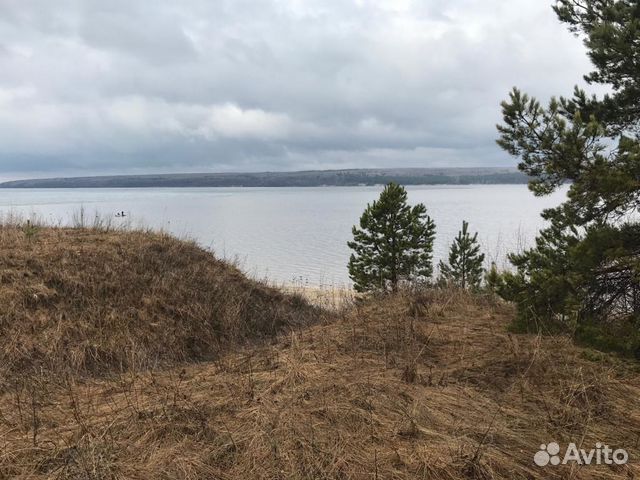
left=2, top=287, right=639, bottom=479
left=0, top=225, right=321, bottom=379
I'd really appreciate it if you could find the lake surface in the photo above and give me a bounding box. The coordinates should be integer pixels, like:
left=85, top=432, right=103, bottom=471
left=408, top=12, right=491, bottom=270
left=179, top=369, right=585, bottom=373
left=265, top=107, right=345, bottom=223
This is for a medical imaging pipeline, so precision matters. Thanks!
left=0, top=185, right=566, bottom=286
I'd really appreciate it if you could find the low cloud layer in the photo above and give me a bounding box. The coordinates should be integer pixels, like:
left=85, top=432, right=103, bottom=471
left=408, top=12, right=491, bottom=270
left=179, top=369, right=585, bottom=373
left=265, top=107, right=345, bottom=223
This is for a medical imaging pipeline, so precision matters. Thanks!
left=0, top=0, right=591, bottom=178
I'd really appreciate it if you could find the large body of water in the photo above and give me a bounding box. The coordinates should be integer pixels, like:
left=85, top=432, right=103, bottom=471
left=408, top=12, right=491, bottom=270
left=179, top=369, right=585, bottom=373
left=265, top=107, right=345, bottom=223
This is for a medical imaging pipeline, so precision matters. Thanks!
left=0, top=185, right=566, bottom=286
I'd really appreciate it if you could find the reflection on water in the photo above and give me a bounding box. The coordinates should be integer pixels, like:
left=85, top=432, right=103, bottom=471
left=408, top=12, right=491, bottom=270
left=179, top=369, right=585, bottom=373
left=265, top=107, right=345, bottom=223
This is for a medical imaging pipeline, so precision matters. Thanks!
left=0, top=185, right=567, bottom=286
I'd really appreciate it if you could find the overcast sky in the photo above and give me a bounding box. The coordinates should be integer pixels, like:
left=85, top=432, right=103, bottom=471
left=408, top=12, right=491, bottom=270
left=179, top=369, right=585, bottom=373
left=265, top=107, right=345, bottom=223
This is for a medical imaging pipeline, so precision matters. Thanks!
left=0, top=0, right=591, bottom=179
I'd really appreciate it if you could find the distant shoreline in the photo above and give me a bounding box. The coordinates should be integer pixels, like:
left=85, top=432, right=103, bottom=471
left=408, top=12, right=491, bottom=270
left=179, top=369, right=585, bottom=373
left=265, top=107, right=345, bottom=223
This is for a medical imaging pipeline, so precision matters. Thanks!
left=0, top=167, right=527, bottom=189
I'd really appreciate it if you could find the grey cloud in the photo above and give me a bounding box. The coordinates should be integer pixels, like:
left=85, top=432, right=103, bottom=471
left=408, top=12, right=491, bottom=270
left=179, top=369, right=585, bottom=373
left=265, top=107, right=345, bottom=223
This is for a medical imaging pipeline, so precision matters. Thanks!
left=0, top=0, right=592, bottom=178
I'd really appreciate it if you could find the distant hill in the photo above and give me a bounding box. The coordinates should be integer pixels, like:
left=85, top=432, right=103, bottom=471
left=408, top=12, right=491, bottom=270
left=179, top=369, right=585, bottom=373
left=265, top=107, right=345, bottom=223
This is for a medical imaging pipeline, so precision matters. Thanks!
left=0, top=167, right=528, bottom=188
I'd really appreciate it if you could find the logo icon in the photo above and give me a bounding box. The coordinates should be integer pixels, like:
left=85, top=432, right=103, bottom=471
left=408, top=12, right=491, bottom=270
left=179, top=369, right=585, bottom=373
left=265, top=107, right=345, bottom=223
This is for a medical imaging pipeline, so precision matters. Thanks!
left=534, top=442, right=561, bottom=466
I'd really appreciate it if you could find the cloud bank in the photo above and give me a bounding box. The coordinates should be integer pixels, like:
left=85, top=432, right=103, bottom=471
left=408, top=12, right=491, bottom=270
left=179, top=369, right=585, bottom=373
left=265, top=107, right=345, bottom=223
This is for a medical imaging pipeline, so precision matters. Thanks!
left=0, top=0, right=591, bottom=178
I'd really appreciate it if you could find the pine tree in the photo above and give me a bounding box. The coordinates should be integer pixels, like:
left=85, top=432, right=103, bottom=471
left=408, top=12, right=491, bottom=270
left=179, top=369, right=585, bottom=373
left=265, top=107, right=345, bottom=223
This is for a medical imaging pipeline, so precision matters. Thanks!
left=484, top=261, right=505, bottom=295
left=439, top=221, right=485, bottom=290
left=496, top=0, right=640, bottom=344
left=348, top=183, right=436, bottom=293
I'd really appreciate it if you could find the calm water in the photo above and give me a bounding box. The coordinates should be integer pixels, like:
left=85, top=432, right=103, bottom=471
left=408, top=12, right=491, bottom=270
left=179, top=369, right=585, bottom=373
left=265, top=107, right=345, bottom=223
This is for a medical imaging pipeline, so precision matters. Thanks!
left=0, top=185, right=566, bottom=286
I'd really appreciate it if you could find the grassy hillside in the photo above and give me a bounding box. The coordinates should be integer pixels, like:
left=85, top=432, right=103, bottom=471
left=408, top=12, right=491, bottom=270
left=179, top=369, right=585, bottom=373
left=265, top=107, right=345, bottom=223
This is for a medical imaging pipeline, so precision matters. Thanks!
left=0, top=227, right=638, bottom=479
left=0, top=225, right=321, bottom=378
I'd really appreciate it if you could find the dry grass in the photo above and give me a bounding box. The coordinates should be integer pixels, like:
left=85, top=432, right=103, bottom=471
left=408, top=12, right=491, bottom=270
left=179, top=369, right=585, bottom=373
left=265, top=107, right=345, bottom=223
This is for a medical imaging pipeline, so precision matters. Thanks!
left=0, top=226, right=639, bottom=479
left=0, top=223, right=323, bottom=380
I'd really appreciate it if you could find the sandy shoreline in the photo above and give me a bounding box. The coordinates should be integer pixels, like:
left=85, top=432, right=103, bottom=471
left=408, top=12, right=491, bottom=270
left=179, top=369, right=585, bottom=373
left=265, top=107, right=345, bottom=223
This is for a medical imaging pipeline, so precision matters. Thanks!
left=280, top=284, right=355, bottom=309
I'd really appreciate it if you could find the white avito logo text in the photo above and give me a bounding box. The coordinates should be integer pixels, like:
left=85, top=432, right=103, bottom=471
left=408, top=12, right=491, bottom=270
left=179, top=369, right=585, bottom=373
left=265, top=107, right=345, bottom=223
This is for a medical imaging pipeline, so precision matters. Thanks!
left=534, top=442, right=629, bottom=467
